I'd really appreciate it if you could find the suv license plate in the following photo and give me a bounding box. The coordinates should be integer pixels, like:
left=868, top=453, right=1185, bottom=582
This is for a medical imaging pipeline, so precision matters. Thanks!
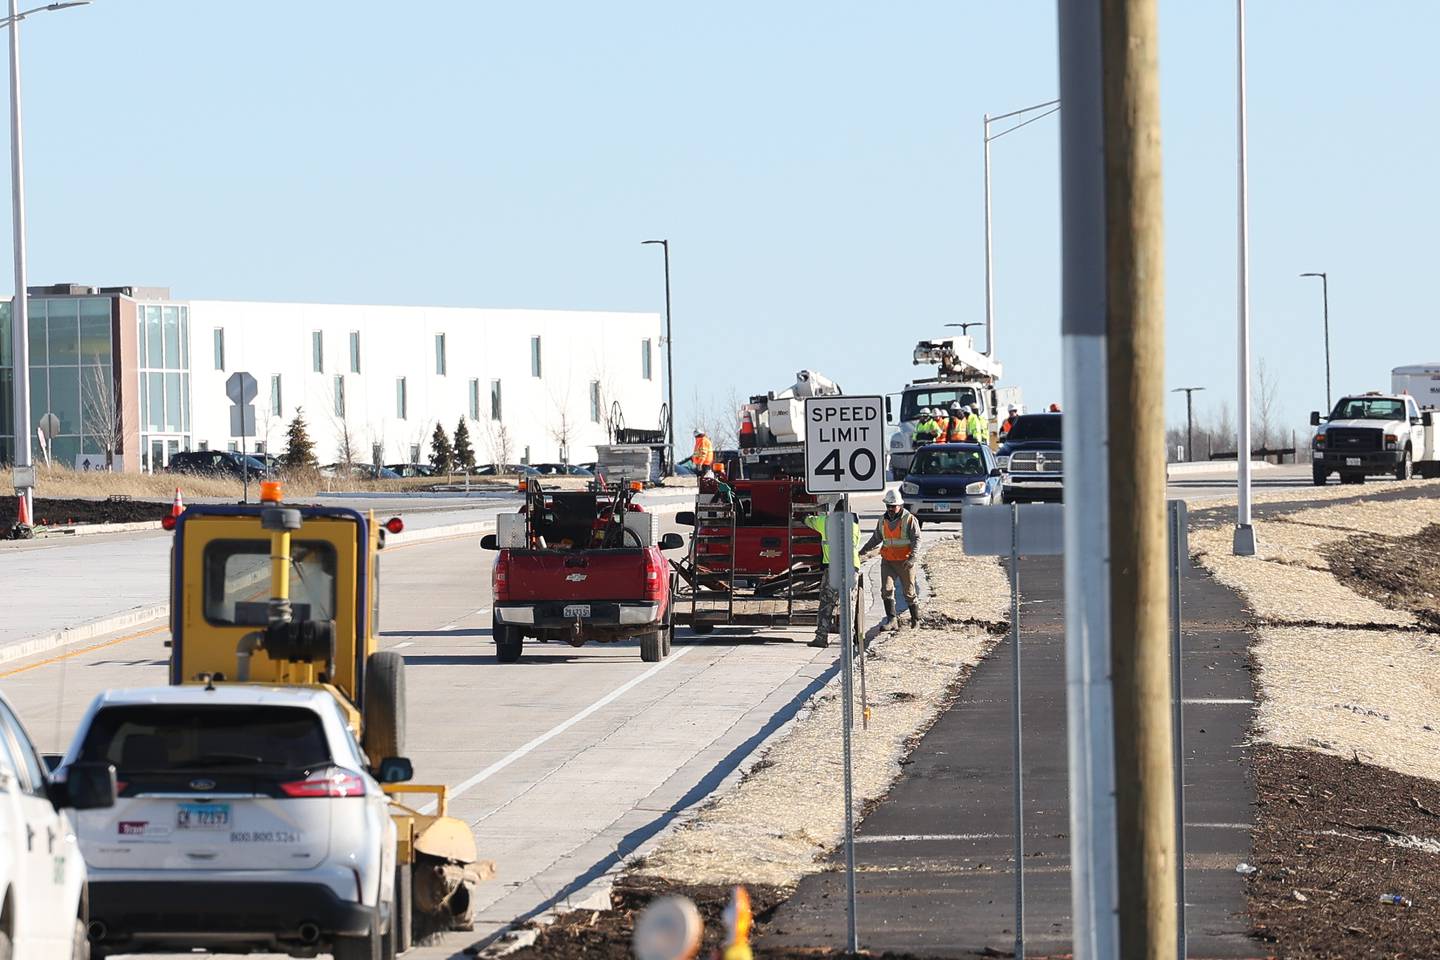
left=932, top=502, right=952, bottom=512
left=563, top=604, right=591, bottom=619
left=1345, top=457, right=1361, bottom=466
left=176, top=803, right=230, bottom=830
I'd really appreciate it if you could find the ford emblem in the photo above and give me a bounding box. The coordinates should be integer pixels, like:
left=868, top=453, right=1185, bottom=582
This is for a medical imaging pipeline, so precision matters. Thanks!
left=189, top=778, right=216, bottom=791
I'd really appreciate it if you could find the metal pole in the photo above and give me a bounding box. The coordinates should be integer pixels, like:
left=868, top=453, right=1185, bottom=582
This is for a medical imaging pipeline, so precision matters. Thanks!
left=1321, top=273, right=1331, bottom=412
left=1185, top=391, right=1194, bottom=463
left=661, top=240, right=674, bottom=474
left=1010, top=503, right=1025, bottom=959
left=7, top=0, right=31, bottom=523
left=1169, top=499, right=1189, bottom=959
left=1057, top=1, right=1119, bottom=954
left=1233, top=0, right=1257, bottom=556
left=983, top=114, right=996, bottom=359
left=837, top=497, right=858, bottom=953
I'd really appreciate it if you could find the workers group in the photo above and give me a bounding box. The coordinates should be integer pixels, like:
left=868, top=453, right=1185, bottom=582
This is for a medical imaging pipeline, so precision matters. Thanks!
left=912, top=402, right=988, bottom=446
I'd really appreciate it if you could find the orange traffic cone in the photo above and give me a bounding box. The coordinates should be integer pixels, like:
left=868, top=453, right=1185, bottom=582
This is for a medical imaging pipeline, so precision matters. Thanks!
left=15, top=493, right=29, bottom=527
left=171, top=488, right=185, bottom=518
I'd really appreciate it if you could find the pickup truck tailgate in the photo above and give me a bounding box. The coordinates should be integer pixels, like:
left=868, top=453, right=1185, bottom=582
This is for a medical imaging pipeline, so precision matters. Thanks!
left=503, top=549, right=652, bottom=601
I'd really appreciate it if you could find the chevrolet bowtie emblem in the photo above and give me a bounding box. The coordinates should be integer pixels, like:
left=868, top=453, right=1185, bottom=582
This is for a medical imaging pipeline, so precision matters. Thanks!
left=566, top=573, right=588, bottom=582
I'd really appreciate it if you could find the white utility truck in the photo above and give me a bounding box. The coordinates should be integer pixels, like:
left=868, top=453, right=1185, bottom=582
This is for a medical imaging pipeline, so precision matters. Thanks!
left=1310, top=391, right=1440, bottom=484
left=886, top=335, right=1020, bottom=480
left=736, top=370, right=843, bottom=479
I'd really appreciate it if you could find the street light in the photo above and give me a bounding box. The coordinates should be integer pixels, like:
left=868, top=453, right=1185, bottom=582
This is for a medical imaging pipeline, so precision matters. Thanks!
left=1171, top=386, right=1206, bottom=462
left=6, top=0, right=91, bottom=531
left=983, top=98, right=1059, bottom=360
left=1300, top=271, right=1331, bottom=411
left=640, top=239, right=674, bottom=474
left=945, top=321, right=983, bottom=339
left=1233, top=0, right=1257, bottom=556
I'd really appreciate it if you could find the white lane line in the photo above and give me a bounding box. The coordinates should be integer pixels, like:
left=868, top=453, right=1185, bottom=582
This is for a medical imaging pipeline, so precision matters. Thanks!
left=1186, top=822, right=1251, bottom=830
left=1183, top=698, right=1253, bottom=705
left=855, top=833, right=1007, bottom=843
left=393, top=641, right=414, bottom=650
left=418, top=646, right=696, bottom=814
left=438, top=607, right=492, bottom=632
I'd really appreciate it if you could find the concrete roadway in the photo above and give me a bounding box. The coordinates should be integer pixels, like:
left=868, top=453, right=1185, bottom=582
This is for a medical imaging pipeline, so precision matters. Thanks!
left=0, top=508, right=851, bottom=959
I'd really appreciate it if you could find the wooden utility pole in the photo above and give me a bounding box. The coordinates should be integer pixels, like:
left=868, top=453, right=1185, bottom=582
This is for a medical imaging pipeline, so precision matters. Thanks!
left=1101, top=0, right=1176, bottom=956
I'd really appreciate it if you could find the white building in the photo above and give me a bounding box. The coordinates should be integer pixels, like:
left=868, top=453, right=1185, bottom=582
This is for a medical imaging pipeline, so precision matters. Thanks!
left=0, top=285, right=664, bottom=471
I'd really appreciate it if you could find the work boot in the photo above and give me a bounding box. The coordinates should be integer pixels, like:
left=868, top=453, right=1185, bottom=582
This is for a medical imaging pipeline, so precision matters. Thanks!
left=909, top=604, right=921, bottom=628
left=808, top=634, right=830, bottom=649
left=883, top=598, right=898, bottom=632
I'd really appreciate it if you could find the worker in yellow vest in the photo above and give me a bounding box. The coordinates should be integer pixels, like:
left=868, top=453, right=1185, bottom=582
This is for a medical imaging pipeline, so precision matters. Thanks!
left=962, top=404, right=988, bottom=444
left=860, top=488, right=922, bottom=629
left=803, top=506, right=863, bottom=648
left=692, top=430, right=715, bottom=471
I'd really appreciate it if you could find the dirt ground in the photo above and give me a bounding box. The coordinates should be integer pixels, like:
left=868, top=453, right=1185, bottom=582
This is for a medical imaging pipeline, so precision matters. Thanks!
left=503, top=876, right=945, bottom=960
left=1, top=495, right=170, bottom=527
left=1326, top=523, right=1440, bottom=630
left=1249, top=745, right=1440, bottom=959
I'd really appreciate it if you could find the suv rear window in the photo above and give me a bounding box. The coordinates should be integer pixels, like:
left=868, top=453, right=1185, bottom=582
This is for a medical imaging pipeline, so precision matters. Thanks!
left=78, top=705, right=331, bottom=774
left=203, top=540, right=338, bottom=626
left=1005, top=414, right=1062, bottom=442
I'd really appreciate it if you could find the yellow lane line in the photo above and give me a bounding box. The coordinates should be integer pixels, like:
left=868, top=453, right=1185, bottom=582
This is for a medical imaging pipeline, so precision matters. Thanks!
left=0, top=624, right=169, bottom=680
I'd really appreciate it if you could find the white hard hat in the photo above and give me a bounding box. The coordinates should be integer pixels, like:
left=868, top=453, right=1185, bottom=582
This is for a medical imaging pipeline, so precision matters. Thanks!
left=962, top=404, right=973, bottom=414
left=695, top=429, right=705, bottom=436
left=949, top=402, right=962, bottom=412
left=1008, top=404, right=1018, bottom=413
left=921, top=408, right=933, bottom=418
left=883, top=489, right=904, bottom=506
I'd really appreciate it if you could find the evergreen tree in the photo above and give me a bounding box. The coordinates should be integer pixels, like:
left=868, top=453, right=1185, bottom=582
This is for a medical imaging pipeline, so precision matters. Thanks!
left=429, top=421, right=454, bottom=475
left=453, top=418, right=476, bottom=473
left=282, top=407, right=318, bottom=469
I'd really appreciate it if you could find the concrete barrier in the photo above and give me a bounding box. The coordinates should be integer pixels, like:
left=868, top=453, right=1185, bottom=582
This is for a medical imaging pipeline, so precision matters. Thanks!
left=1166, top=460, right=1277, bottom=478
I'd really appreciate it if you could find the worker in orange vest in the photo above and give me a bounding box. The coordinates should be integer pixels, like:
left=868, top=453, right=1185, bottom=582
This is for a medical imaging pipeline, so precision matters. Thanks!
left=946, top=401, right=969, bottom=441
left=932, top=407, right=950, bottom=445
left=692, top=430, right=715, bottom=471
left=999, top=404, right=1020, bottom=438
left=860, top=488, right=922, bottom=630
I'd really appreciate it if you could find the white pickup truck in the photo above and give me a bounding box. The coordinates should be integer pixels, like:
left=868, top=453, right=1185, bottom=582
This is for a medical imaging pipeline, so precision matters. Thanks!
left=1310, top=392, right=1440, bottom=484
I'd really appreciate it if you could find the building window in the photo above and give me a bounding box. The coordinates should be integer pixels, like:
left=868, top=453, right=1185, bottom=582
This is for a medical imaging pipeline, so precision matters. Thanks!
left=434, top=333, right=447, bottom=376
left=530, top=336, right=542, bottom=378
left=213, top=328, right=225, bottom=371
left=312, top=330, right=324, bottom=373
left=198, top=440, right=209, bottom=451
left=395, top=377, right=408, bottom=419
left=522, top=445, right=531, bottom=465
left=468, top=379, right=480, bottom=420
left=349, top=331, right=361, bottom=373
left=642, top=338, right=652, bottom=380
left=490, top=379, right=502, bottom=421
left=409, top=444, right=421, bottom=464
left=270, top=374, right=282, bottom=417
left=227, top=441, right=239, bottom=453
left=589, top=381, right=601, bottom=423
left=333, top=375, right=345, bottom=417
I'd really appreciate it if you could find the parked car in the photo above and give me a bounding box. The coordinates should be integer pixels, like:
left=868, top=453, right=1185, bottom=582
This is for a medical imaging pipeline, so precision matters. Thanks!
left=471, top=463, right=538, bottom=477
left=385, top=463, right=435, bottom=478
left=0, top=690, right=115, bottom=959
left=65, top=684, right=402, bottom=959
left=322, top=463, right=402, bottom=480
left=900, top=443, right=1003, bottom=522
left=165, top=451, right=268, bottom=481
left=997, top=413, right=1063, bottom=503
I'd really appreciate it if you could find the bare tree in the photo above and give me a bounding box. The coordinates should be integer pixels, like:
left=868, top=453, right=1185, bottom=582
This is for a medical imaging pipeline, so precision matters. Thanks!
left=81, top=361, right=122, bottom=470
left=1255, top=358, right=1280, bottom=452
left=483, top=419, right=514, bottom=471
left=328, top=407, right=360, bottom=469
left=548, top=381, right=576, bottom=465
left=1205, top=399, right=1236, bottom=460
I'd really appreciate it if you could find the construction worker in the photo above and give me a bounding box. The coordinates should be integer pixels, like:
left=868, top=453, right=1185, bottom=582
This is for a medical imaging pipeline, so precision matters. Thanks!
left=912, top=409, right=941, bottom=446
left=932, top=405, right=950, bottom=444
left=999, top=404, right=1020, bottom=438
left=692, top=429, right=715, bottom=471
left=963, top=404, right=988, bottom=444
left=947, top=401, right=969, bottom=441
left=803, top=505, right=862, bottom=648
left=860, top=489, right=921, bottom=629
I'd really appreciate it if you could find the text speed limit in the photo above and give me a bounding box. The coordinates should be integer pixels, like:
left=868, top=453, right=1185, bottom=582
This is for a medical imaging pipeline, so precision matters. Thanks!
left=803, top=395, right=887, bottom=494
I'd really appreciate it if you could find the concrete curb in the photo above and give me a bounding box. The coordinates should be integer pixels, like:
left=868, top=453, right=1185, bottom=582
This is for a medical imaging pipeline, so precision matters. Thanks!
left=0, top=603, right=170, bottom=668
left=1167, top=459, right=1278, bottom=478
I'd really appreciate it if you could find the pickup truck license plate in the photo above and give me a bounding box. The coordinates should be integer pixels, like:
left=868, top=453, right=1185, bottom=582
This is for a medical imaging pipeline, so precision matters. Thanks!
left=563, top=604, right=591, bottom=619
left=932, top=502, right=952, bottom=512
left=1345, top=457, right=1361, bottom=466
left=176, top=803, right=230, bottom=830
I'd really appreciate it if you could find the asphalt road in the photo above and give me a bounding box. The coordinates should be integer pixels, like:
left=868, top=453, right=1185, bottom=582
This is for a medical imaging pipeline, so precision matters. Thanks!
left=0, top=507, right=845, bottom=959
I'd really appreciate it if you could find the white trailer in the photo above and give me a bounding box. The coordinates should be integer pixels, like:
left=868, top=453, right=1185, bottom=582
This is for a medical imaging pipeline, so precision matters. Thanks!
left=1393, top=363, right=1440, bottom=409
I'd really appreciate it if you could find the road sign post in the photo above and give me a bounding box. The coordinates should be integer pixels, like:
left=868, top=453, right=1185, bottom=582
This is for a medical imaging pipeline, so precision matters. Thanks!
left=803, top=395, right=885, bottom=955
left=226, top=372, right=258, bottom=503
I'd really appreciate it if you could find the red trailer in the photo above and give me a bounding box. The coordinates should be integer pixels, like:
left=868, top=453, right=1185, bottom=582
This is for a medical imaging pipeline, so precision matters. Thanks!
left=671, top=476, right=825, bottom=632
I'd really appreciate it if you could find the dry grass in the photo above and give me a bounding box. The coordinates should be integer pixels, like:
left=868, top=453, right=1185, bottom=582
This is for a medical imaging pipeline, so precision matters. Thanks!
left=632, top=538, right=1005, bottom=887
left=0, top=464, right=516, bottom=501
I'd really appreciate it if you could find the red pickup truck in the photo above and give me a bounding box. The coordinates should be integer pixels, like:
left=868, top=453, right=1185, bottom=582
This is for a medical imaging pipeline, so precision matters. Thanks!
left=481, top=483, right=686, bottom=663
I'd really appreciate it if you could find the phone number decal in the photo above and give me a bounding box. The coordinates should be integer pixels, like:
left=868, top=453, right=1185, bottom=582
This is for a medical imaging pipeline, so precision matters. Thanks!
left=229, top=830, right=302, bottom=844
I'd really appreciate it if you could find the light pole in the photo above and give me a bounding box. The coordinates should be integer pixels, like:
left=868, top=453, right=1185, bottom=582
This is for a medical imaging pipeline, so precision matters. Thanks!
left=944, top=321, right=983, bottom=339
left=6, top=0, right=90, bottom=531
left=1172, top=386, right=1206, bottom=462
left=1300, top=271, right=1330, bottom=412
left=983, top=98, right=1059, bottom=359
left=641, top=239, right=674, bottom=473
left=1233, top=0, right=1257, bottom=556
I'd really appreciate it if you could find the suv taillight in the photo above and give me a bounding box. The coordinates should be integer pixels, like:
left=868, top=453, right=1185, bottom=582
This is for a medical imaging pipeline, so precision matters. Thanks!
left=492, top=550, right=511, bottom=602
left=644, top=550, right=665, bottom=601
left=280, top=767, right=366, bottom=798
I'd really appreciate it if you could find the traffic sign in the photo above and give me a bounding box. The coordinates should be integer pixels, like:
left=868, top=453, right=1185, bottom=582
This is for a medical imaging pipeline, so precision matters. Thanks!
left=803, top=395, right=886, bottom=494
left=37, top=412, right=59, bottom=439
left=226, top=371, right=258, bottom=406
left=229, top=405, right=257, bottom=438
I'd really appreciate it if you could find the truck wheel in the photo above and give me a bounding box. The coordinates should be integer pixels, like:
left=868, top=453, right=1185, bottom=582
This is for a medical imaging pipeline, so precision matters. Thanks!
left=662, top=618, right=673, bottom=656
left=393, top=863, right=413, bottom=954
left=691, top=621, right=715, bottom=636
left=363, top=651, right=406, bottom=761
left=640, top=629, right=665, bottom=663
left=333, top=913, right=385, bottom=960
left=1312, top=466, right=1328, bottom=486
left=493, top=617, right=523, bottom=663
left=1396, top=448, right=1413, bottom=481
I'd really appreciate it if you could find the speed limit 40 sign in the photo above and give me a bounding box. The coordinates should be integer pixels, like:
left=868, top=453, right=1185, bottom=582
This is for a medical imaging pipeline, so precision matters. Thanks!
left=803, top=395, right=887, bottom=494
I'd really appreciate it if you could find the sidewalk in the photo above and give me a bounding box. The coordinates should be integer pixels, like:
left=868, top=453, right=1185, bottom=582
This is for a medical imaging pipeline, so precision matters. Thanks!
left=759, top=550, right=1261, bottom=957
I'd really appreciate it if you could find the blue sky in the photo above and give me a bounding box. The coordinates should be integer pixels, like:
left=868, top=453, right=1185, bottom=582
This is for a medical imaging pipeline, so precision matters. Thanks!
left=10, top=1, right=1438, bottom=443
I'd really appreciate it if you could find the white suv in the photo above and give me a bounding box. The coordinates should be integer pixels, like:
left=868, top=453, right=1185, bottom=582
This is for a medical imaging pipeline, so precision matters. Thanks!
left=0, top=691, right=115, bottom=959
left=60, top=685, right=405, bottom=959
